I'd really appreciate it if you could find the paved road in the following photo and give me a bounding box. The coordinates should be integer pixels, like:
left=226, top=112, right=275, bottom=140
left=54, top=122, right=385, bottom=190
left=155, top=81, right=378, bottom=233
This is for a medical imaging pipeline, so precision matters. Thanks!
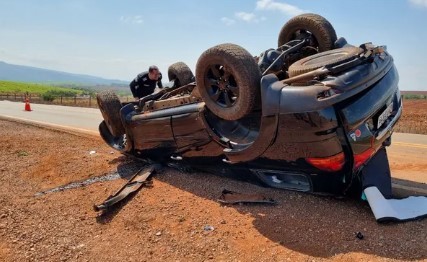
left=0, top=100, right=426, bottom=193
left=0, top=100, right=102, bottom=132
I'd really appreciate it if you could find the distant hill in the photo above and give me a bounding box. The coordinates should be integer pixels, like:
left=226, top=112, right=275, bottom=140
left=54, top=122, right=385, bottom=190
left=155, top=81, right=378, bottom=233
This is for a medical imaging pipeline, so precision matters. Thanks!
left=0, top=61, right=128, bottom=86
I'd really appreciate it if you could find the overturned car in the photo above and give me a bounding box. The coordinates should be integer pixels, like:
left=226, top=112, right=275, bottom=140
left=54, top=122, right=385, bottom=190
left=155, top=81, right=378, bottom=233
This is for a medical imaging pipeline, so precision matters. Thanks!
left=97, top=14, right=402, bottom=199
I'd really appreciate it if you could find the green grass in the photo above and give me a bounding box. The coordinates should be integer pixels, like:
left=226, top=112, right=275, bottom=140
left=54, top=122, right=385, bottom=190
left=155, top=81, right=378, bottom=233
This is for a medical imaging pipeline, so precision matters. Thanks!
left=402, top=94, right=427, bottom=99
left=0, top=80, right=82, bottom=95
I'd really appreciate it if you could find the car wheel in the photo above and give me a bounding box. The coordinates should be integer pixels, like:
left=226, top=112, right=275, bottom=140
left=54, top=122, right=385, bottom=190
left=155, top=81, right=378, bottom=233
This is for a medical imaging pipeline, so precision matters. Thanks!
left=196, top=43, right=261, bottom=121
left=288, top=46, right=363, bottom=77
left=278, top=13, right=337, bottom=52
left=96, top=90, right=125, bottom=137
left=168, top=62, right=194, bottom=87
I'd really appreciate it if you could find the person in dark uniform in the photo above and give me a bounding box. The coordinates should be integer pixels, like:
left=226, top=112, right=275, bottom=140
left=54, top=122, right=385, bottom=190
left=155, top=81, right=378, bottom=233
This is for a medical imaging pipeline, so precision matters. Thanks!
left=130, top=65, right=163, bottom=99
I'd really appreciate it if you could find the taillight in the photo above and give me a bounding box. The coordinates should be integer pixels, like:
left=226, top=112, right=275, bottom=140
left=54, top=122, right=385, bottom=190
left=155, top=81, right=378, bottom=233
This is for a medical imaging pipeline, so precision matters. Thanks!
left=306, top=152, right=345, bottom=172
left=353, top=148, right=375, bottom=170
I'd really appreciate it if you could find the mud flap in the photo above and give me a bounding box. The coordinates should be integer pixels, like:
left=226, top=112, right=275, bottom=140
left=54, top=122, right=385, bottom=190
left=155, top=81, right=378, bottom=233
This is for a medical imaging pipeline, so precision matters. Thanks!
left=361, top=148, right=392, bottom=198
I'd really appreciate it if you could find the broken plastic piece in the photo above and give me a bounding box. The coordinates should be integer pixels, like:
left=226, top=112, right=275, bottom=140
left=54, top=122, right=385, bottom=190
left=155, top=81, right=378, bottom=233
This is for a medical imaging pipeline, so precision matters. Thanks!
left=217, top=189, right=276, bottom=205
left=364, top=186, right=427, bottom=222
left=93, top=166, right=155, bottom=211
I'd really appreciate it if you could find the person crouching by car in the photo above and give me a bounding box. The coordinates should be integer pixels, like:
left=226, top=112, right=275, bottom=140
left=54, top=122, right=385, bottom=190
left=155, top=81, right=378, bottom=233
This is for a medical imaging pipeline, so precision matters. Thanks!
left=130, top=65, right=163, bottom=100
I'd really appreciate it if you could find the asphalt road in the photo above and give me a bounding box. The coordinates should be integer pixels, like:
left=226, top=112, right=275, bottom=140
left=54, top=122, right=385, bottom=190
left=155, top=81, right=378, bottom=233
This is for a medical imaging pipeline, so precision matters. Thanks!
left=0, top=100, right=426, bottom=194
left=0, top=100, right=102, bottom=134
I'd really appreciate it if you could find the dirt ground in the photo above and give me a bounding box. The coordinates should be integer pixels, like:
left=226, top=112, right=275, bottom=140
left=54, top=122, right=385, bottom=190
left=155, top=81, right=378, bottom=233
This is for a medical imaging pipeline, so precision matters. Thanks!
left=394, top=99, right=427, bottom=135
left=0, top=120, right=426, bottom=262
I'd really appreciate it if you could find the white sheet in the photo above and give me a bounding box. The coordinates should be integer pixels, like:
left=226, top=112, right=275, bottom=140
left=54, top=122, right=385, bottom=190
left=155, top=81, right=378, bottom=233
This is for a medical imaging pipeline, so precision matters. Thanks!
left=364, top=186, right=427, bottom=222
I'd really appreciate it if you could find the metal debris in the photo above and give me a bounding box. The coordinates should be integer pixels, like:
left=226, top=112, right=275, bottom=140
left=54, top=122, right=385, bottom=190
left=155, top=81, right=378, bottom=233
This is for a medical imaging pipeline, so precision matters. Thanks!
left=93, top=166, right=155, bottom=212
left=217, top=189, right=276, bottom=205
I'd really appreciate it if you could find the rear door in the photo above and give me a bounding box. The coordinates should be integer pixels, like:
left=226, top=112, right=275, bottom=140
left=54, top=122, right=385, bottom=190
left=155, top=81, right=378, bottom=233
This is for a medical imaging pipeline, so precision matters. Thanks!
left=337, top=65, right=402, bottom=170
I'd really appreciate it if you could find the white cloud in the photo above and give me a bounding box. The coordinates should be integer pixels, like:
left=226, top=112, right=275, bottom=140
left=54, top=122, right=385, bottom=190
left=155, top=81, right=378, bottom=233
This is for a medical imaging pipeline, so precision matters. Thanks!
left=234, top=12, right=266, bottom=23
left=235, top=12, right=256, bottom=22
left=221, top=17, right=235, bottom=26
left=409, top=0, right=427, bottom=8
left=256, top=0, right=307, bottom=16
left=120, top=15, right=144, bottom=25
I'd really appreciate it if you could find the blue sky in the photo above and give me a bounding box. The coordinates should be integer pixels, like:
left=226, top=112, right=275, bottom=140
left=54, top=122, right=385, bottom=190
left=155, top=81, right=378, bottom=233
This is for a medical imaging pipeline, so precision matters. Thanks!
left=1, top=0, right=427, bottom=90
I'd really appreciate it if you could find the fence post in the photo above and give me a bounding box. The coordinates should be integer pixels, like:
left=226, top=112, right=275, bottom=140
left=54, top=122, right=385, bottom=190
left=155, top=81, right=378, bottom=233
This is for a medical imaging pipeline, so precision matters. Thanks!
left=74, top=96, right=77, bottom=105
left=60, top=96, right=63, bottom=105
left=89, top=96, right=91, bottom=107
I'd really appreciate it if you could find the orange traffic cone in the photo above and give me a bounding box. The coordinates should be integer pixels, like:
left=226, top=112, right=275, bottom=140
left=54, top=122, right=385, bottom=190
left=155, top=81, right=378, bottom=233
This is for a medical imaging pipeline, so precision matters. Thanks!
left=24, top=98, right=32, bottom=111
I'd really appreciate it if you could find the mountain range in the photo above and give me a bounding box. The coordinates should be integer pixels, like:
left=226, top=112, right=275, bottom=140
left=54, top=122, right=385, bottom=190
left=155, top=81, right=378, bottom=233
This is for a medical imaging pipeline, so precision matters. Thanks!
left=0, top=61, right=128, bottom=86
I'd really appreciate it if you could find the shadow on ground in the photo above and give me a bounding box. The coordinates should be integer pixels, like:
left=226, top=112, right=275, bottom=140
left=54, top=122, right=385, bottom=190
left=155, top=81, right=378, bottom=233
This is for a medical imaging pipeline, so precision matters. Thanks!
left=153, top=164, right=427, bottom=260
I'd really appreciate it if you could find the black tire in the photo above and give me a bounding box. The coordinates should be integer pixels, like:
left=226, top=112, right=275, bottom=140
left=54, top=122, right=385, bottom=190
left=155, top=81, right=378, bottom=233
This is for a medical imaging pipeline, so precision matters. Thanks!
left=96, top=90, right=125, bottom=137
left=278, top=13, right=337, bottom=52
left=196, top=43, right=261, bottom=121
left=168, top=62, right=194, bottom=87
left=288, top=46, right=363, bottom=77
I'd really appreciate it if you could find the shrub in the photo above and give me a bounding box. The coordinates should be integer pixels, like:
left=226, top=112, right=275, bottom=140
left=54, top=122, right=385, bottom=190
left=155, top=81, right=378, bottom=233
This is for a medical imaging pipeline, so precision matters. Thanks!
left=42, top=92, right=55, bottom=101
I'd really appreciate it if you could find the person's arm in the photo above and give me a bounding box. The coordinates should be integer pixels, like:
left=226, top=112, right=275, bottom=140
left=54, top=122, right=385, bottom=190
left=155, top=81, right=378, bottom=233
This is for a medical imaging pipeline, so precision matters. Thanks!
left=157, top=73, right=163, bottom=89
left=129, top=79, right=138, bottom=99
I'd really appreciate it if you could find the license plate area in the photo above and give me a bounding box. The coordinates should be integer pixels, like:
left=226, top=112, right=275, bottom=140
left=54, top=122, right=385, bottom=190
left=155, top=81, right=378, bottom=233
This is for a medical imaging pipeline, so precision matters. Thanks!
left=377, top=102, right=393, bottom=129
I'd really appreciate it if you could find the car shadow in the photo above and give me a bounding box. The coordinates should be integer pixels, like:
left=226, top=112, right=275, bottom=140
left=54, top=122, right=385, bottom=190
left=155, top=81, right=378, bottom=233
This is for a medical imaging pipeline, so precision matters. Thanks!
left=392, top=177, right=427, bottom=197
left=154, top=165, right=427, bottom=260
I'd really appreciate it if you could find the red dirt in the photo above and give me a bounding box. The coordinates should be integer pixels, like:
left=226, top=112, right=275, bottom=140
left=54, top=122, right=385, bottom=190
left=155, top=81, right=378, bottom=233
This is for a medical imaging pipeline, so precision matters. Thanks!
left=0, top=120, right=426, bottom=261
left=394, top=99, right=427, bottom=135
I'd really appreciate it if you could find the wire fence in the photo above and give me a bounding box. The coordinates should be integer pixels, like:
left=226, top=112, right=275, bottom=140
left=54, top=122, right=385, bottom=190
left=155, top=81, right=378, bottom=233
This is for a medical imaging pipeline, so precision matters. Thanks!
left=0, top=93, right=133, bottom=108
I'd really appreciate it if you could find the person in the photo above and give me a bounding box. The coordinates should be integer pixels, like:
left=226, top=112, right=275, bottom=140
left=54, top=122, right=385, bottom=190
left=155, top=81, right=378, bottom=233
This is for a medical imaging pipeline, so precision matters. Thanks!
left=129, top=65, right=163, bottom=100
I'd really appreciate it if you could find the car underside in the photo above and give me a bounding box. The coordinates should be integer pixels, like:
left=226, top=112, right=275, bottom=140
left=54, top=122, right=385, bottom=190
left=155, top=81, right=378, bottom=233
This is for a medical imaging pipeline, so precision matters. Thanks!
left=97, top=13, right=402, bottom=198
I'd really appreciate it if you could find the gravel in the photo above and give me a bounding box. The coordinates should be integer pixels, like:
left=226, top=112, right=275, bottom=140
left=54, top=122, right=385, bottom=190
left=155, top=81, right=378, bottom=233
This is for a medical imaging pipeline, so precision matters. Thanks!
left=0, top=120, right=426, bottom=261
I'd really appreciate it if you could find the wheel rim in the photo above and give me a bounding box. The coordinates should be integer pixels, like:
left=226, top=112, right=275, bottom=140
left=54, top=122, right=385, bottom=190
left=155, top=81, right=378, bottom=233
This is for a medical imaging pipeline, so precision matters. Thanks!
left=204, top=65, right=239, bottom=108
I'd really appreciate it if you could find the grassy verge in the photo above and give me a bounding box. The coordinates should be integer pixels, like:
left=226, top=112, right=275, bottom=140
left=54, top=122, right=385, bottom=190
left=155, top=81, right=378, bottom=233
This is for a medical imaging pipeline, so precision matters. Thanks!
left=0, top=80, right=82, bottom=95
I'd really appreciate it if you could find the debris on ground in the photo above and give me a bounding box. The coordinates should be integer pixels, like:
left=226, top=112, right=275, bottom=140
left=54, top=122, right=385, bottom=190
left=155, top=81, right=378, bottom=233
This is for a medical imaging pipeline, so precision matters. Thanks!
left=93, top=165, right=155, bottom=211
left=364, top=186, right=427, bottom=222
left=217, top=189, right=276, bottom=205
left=203, top=225, right=215, bottom=232
left=355, top=232, right=364, bottom=240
